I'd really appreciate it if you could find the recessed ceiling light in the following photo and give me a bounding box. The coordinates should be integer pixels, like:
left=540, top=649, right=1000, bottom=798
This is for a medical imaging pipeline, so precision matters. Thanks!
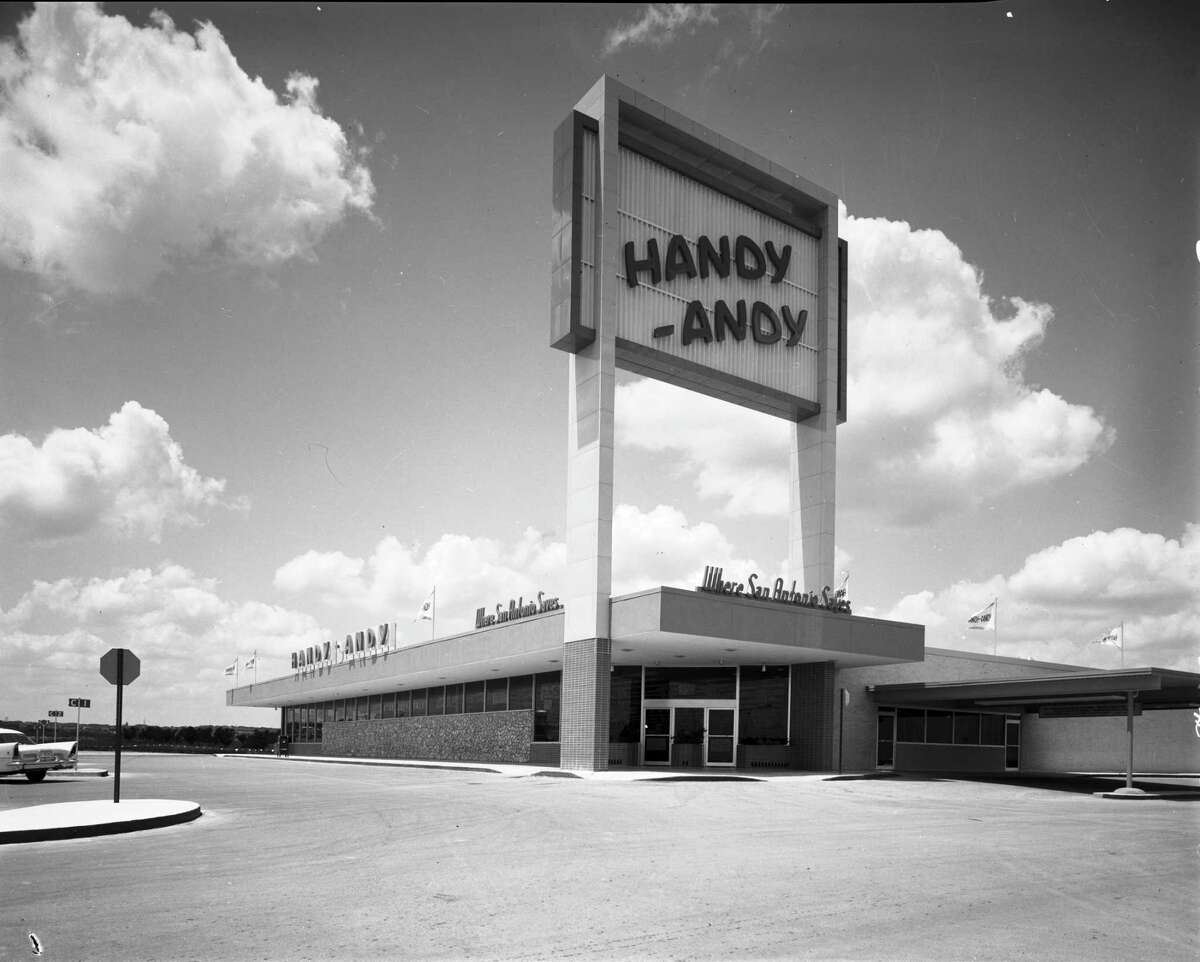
left=724, top=648, right=737, bottom=652
left=621, top=648, right=634, bottom=652
left=674, top=655, right=685, bottom=659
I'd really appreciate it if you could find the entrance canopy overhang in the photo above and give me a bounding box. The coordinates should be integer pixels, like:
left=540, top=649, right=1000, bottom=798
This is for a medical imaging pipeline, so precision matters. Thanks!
left=228, top=586, right=924, bottom=709
left=869, top=667, right=1200, bottom=717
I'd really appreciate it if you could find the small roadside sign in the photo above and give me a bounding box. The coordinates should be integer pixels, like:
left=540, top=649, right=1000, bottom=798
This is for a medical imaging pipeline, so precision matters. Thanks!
left=48, top=710, right=64, bottom=717
left=98, top=648, right=140, bottom=803
left=68, top=697, right=91, bottom=708
left=100, top=649, right=140, bottom=686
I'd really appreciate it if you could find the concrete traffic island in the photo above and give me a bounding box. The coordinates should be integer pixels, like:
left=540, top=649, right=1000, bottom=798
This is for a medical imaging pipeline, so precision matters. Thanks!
left=0, top=799, right=201, bottom=844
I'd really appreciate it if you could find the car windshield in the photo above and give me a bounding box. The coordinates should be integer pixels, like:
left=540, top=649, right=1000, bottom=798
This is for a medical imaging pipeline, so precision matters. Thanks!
left=2, top=733, right=34, bottom=745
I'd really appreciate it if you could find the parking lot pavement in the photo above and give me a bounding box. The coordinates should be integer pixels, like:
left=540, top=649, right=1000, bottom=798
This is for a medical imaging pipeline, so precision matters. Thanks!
left=3, top=753, right=1198, bottom=961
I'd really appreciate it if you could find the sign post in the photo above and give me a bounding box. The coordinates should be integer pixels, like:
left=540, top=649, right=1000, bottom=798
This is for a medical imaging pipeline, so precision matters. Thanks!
left=99, top=649, right=140, bottom=803
left=68, top=698, right=91, bottom=770
left=47, top=709, right=64, bottom=741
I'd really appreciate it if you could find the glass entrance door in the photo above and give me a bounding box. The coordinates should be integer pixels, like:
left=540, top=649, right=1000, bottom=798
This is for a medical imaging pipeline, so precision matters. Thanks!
left=644, top=708, right=671, bottom=764
left=1005, top=717, right=1020, bottom=771
left=642, top=704, right=737, bottom=767
left=706, top=708, right=735, bottom=766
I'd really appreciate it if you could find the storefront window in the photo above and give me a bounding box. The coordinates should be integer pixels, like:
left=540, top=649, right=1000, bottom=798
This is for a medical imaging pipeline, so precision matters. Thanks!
left=644, top=666, right=736, bottom=700
left=334, top=700, right=347, bottom=722
left=925, top=710, right=953, bottom=744
left=508, top=675, right=533, bottom=711
left=314, top=707, right=323, bottom=742
left=980, top=714, right=1005, bottom=745
left=411, top=689, right=427, bottom=716
left=444, top=684, right=463, bottom=714
left=896, top=707, right=925, bottom=742
left=533, top=671, right=561, bottom=742
left=738, top=666, right=789, bottom=745
left=464, top=681, right=485, bottom=713
left=381, top=692, right=395, bottom=719
left=396, top=690, right=411, bottom=717
left=486, top=677, right=508, bottom=712
left=369, top=695, right=382, bottom=719
left=609, top=666, right=642, bottom=742
left=427, top=686, right=445, bottom=715
left=953, top=712, right=980, bottom=745
left=323, top=703, right=333, bottom=724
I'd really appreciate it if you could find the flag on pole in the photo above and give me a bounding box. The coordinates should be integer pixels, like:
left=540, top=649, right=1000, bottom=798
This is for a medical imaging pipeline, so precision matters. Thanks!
left=1098, top=626, right=1121, bottom=647
left=243, top=653, right=256, bottom=670
left=223, top=659, right=238, bottom=676
left=967, top=600, right=997, bottom=631
left=415, top=588, right=435, bottom=622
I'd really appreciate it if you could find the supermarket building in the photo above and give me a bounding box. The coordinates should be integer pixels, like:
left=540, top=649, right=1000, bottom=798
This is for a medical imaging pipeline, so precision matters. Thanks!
left=227, top=78, right=1199, bottom=776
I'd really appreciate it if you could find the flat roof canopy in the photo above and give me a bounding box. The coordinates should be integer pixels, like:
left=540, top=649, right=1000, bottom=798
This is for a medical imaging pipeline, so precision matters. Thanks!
left=229, top=587, right=923, bottom=709
left=871, top=667, right=1200, bottom=717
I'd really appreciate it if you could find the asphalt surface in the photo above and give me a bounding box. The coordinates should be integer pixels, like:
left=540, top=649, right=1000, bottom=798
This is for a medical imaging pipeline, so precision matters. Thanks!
left=2, top=753, right=1198, bottom=962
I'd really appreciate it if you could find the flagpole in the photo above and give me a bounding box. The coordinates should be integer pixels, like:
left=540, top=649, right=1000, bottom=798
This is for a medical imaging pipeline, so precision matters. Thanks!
left=1120, top=621, right=1124, bottom=668
left=432, top=586, right=437, bottom=640
left=993, top=599, right=998, bottom=656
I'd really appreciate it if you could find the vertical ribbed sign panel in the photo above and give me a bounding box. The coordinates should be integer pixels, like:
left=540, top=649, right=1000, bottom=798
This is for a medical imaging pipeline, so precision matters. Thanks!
left=615, top=147, right=821, bottom=404
left=579, top=126, right=597, bottom=338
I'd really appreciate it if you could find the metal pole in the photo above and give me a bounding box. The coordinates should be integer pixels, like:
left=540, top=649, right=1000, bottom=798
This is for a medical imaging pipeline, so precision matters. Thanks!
left=114, top=652, right=124, bottom=804
left=838, top=688, right=845, bottom=774
left=75, top=704, right=81, bottom=770
left=1125, top=691, right=1134, bottom=792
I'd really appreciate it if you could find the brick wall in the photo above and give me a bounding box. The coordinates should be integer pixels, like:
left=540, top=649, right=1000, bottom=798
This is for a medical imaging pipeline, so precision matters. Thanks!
left=560, top=637, right=611, bottom=770
left=323, top=710, right=535, bottom=764
left=1021, top=708, right=1200, bottom=774
left=791, top=661, right=835, bottom=770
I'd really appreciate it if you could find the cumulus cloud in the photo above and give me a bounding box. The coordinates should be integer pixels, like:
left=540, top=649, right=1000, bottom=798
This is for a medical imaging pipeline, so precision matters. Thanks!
left=0, top=2, right=373, bottom=294
left=273, top=504, right=761, bottom=635
left=0, top=564, right=327, bottom=724
left=274, top=527, right=567, bottom=636
left=0, top=401, right=242, bottom=542
left=603, top=3, right=719, bottom=55
left=615, top=208, right=1114, bottom=525
left=884, top=525, right=1200, bottom=670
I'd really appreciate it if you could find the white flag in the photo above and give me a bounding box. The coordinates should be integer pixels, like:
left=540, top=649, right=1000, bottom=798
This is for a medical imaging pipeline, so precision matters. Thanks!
left=243, top=653, right=256, bottom=670
left=415, top=588, right=435, bottom=622
left=223, top=661, right=237, bottom=676
left=967, top=600, right=996, bottom=631
left=1098, top=627, right=1121, bottom=647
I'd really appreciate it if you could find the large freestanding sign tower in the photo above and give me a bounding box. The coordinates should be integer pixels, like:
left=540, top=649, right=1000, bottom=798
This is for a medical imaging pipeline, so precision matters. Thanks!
left=550, top=77, right=847, bottom=769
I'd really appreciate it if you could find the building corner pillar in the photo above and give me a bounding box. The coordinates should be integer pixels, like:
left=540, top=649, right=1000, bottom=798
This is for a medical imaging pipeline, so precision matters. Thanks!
left=560, top=637, right=612, bottom=771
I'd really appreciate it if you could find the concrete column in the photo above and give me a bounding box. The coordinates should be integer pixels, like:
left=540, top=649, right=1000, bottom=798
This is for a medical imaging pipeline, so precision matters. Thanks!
left=788, top=203, right=840, bottom=593
left=560, top=638, right=612, bottom=771
left=561, top=77, right=620, bottom=771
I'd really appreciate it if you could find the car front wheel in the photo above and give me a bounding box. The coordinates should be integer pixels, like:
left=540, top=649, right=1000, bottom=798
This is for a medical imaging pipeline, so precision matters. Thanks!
left=24, top=770, right=47, bottom=783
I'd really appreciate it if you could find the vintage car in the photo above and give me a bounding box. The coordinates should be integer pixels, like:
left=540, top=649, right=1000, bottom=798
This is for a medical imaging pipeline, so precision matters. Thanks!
left=0, top=728, right=77, bottom=782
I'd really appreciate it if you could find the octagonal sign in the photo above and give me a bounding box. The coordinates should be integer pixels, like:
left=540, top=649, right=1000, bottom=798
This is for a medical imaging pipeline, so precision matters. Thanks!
left=99, top=648, right=140, bottom=686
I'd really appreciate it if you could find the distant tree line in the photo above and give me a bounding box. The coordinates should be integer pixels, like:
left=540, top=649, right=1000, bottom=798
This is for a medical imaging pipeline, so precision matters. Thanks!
left=2, top=720, right=279, bottom=753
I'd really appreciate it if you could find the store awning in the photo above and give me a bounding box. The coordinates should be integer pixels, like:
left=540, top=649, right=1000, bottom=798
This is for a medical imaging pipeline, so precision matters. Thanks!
left=869, top=666, right=1200, bottom=716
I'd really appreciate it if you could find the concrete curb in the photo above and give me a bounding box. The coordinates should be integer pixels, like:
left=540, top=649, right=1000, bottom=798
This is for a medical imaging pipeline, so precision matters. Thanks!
left=0, top=799, right=202, bottom=845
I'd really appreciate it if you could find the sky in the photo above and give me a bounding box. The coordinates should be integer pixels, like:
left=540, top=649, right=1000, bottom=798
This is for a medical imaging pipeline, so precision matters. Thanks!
left=0, top=1, right=1196, bottom=728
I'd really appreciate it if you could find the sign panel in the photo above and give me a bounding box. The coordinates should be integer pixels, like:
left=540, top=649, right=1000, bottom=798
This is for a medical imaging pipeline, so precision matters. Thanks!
left=552, top=100, right=845, bottom=422
left=48, top=710, right=64, bottom=717
left=99, top=648, right=140, bottom=686
left=68, top=697, right=91, bottom=708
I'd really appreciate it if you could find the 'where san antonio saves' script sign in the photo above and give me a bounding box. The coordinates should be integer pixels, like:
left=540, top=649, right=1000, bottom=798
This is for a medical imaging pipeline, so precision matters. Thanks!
left=697, top=565, right=850, bottom=614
